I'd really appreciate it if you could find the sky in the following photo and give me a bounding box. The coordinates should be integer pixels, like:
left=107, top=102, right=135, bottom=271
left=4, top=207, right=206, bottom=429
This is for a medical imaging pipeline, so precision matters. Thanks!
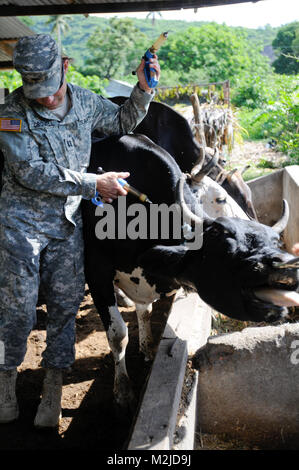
left=92, top=0, right=299, bottom=29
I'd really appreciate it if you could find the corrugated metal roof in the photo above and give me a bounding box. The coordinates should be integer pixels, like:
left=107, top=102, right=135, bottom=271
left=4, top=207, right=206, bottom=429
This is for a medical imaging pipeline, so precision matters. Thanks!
left=0, top=0, right=261, bottom=17
left=0, top=17, right=34, bottom=40
left=0, top=17, right=34, bottom=68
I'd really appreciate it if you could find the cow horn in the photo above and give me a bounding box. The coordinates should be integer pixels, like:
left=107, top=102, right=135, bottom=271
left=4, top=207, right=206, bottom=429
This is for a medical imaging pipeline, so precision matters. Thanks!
left=228, top=168, right=238, bottom=178
left=271, top=199, right=289, bottom=234
left=178, top=174, right=204, bottom=225
left=241, top=165, right=250, bottom=175
left=191, top=148, right=219, bottom=183
left=215, top=169, right=228, bottom=185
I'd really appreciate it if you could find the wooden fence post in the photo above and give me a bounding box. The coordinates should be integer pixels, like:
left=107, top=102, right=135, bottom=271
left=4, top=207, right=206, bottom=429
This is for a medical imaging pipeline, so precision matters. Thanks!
left=223, top=80, right=230, bottom=105
left=190, top=92, right=206, bottom=149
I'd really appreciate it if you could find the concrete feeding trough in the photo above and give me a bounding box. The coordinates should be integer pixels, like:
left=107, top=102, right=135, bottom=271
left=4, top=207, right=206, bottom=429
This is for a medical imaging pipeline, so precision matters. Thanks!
left=193, top=323, right=299, bottom=449
left=127, top=165, right=299, bottom=451
left=248, top=165, right=299, bottom=253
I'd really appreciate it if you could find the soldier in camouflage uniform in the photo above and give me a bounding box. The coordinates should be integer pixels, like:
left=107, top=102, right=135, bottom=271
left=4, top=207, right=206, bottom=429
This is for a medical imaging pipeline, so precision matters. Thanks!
left=0, top=34, right=159, bottom=427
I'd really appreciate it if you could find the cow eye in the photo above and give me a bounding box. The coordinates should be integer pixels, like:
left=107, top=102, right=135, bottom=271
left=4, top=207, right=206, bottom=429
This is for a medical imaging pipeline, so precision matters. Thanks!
left=271, top=237, right=282, bottom=248
left=208, top=226, right=219, bottom=235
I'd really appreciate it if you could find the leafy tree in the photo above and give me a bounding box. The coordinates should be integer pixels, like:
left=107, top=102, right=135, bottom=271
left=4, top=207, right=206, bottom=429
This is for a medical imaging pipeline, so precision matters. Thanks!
left=46, top=15, right=73, bottom=53
left=146, top=11, right=162, bottom=25
left=158, top=23, right=270, bottom=85
left=0, top=70, right=22, bottom=92
left=236, top=73, right=299, bottom=162
left=18, top=15, right=280, bottom=75
left=66, top=65, right=107, bottom=95
left=0, top=65, right=107, bottom=95
left=290, top=25, right=299, bottom=60
left=84, top=18, right=148, bottom=80
left=272, top=22, right=299, bottom=74
left=18, top=16, right=34, bottom=27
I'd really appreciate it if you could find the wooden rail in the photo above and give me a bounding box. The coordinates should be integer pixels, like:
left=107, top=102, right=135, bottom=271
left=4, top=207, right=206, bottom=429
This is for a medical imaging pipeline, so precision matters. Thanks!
left=156, top=80, right=230, bottom=105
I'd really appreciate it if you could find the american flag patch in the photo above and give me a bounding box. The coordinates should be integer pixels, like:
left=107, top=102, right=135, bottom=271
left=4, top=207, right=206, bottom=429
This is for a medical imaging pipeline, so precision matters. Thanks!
left=0, top=118, right=22, bottom=132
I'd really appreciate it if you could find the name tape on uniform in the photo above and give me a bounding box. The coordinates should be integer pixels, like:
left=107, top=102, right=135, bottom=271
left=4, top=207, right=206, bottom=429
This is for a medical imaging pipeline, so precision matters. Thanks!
left=0, top=118, right=22, bottom=132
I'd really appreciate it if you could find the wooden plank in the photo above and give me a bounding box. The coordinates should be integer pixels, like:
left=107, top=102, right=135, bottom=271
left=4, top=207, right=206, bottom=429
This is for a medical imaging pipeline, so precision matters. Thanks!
left=128, top=336, right=188, bottom=450
left=171, top=293, right=211, bottom=450
left=173, top=370, right=199, bottom=451
left=128, top=291, right=211, bottom=450
left=157, top=80, right=231, bottom=90
left=165, top=291, right=212, bottom=354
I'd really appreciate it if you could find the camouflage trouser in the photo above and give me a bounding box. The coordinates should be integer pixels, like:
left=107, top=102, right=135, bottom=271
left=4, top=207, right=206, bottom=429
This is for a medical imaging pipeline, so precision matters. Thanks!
left=0, top=222, right=85, bottom=370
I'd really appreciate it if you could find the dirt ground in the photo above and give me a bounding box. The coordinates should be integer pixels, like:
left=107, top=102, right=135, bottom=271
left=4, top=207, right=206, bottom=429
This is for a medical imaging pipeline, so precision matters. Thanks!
left=0, top=290, right=170, bottom=451
left=227, top=140, right=287, bottom=168
left=178, top=103, right=288, bottom=177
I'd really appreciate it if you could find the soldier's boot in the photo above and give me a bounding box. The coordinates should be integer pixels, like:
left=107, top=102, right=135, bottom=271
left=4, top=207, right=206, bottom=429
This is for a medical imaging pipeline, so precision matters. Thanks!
left=34, top=369, right=62, bottom=428
left=0, top=369, right=19, bottom=423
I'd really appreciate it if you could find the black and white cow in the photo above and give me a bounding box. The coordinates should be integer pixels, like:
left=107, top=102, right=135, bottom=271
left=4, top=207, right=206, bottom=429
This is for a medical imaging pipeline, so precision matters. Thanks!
left=106, top=99, right=254, bottom=307
left=108, top=96, right=257, bottom=220
left=109, top=96, right=202, bottom=175
left=82, top=133, right=299, bottom=408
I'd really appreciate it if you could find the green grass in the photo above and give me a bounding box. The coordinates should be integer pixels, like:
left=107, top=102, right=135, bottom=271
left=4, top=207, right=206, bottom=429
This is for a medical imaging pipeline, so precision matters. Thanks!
left=236, top=103, right=299, bottom=164
left=236, top=108, right=272, bottom=140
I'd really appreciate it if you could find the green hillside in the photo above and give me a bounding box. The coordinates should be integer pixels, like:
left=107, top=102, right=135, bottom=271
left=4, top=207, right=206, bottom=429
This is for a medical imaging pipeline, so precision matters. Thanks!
left=18, top=15, right=278, bottom=70
left=5, top=16, right=298, bottom=166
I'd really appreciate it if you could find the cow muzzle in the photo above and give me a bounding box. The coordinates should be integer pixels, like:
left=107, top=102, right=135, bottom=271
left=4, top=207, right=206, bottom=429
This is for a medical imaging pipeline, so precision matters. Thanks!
left=254, top=259, right=299, bottom=308
left=272, top=256, right=299, bottom=269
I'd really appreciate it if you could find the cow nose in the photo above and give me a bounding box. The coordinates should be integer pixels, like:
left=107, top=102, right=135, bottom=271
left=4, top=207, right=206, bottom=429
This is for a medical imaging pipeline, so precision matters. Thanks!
left=261, top=253, right=289, bottom=269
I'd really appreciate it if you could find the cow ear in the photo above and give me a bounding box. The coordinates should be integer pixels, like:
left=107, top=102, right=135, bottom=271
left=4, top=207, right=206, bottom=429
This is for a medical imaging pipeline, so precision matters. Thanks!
left=137, top=245, right=188, bottom=277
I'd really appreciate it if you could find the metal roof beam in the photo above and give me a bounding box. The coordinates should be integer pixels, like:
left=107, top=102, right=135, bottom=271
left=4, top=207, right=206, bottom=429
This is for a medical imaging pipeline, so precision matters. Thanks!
left=0, top=61, right=13, bottom=69
left=0, top=0, right=260, bottom=17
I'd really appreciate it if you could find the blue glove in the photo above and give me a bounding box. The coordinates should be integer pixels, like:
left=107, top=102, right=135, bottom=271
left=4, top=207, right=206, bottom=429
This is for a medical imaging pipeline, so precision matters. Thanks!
left=91, top=178, right=127, bottom=207
left=143, top=49, right=159, bottom=89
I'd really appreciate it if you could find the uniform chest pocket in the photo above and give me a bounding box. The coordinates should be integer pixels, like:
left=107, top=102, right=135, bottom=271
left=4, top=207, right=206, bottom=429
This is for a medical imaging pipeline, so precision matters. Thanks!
left=34, top=122, right=91, bottom=172
left=74, top=120, right=92, bottom=171
left=44, top=131, right=71, bottom=168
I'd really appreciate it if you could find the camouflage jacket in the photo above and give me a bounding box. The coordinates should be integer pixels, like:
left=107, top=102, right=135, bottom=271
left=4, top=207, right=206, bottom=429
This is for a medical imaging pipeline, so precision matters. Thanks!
left=0, top=83, right=153, bottom=239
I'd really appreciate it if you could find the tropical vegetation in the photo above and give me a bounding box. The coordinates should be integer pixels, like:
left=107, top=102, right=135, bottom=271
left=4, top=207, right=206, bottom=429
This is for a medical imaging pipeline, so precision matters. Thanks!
left=0, top=14, right=298, bottom=164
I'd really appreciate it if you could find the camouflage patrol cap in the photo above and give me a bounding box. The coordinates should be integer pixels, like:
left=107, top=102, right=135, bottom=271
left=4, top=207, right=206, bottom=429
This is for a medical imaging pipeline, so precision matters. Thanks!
left=13, top=34, right=63, bottom=99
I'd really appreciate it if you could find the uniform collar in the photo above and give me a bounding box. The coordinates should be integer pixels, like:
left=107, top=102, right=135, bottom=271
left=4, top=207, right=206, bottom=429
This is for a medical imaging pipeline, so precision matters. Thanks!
left=23, top=83, right=76, bottom=123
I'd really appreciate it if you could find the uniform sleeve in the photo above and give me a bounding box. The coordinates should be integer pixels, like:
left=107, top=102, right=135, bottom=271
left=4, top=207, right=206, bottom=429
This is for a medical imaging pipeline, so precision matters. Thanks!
left=91, top=84, right=154, bottom=135
left=0, top=129, right=97, bottom=200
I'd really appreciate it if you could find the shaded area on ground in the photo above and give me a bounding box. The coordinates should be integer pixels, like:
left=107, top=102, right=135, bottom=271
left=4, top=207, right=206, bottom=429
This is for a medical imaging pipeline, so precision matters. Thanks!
left=0, top=292, right=171, bottom=450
